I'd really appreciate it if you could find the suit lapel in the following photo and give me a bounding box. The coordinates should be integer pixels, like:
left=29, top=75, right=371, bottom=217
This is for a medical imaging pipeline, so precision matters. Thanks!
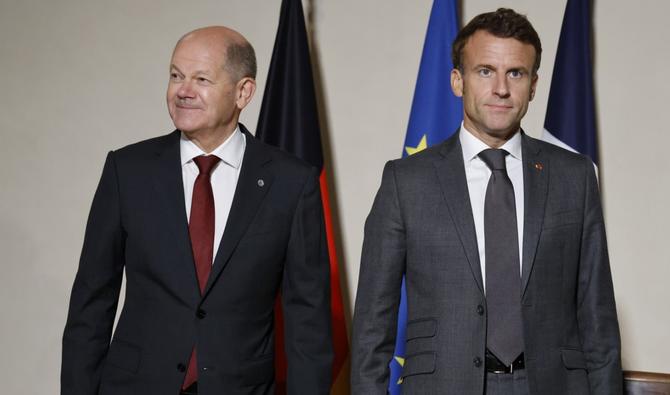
left=151, top=130, right=200, bottom=304
left=520, top=134, right=549, bottom=298
left=203, top=127, right=273, bottom=296
left=433, top=134, right=484, bottom=295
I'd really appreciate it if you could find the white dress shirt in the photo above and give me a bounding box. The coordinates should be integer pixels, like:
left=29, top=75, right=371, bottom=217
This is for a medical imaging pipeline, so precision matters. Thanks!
left=180, top=126, right=246, bottom=263
left=459, top=124, right=524, bottom=289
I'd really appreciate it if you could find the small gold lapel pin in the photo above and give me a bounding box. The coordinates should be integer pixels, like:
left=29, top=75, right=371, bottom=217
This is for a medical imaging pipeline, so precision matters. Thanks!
left=257, top=179, right=265, bottom=187
left=534, top=163, right=543, bottom=171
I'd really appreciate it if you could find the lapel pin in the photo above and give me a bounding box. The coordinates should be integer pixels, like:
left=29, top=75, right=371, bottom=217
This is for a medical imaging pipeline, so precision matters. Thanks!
left=257, top=179, right=265, bottom=187
left=534, top=163, right=543, bottom=171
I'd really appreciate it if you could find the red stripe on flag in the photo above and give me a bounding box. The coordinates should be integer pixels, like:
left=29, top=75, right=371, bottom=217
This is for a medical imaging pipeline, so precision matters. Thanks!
left=273, top=169, right=349, bottom=395
left=274, top=298, right=287, bottom=395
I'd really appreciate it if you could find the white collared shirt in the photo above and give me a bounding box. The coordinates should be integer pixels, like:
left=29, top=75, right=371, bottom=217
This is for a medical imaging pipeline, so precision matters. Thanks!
left=459, top=123, right=524, bottom=289
left=180, top=126, right=246, bottom=263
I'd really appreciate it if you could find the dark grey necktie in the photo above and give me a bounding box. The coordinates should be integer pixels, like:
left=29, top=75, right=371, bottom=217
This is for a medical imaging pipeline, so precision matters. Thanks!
left=479, top=148, right=523, bottom=366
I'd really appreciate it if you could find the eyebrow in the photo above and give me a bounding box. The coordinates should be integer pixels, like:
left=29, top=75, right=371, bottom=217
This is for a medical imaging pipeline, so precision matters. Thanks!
left=473, top=63, right=530, bottom=73
left=169, top=65, right=212, bottom=76
left=474, top=63, right=496, bottom=70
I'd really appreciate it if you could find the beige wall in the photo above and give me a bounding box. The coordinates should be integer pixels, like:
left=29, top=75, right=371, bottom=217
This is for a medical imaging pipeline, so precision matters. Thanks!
left=1, top=0, right=668, bottom=391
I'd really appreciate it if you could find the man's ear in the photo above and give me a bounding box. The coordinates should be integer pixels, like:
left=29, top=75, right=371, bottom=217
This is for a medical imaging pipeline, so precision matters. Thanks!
left=236, top=77, right=256, bottom=110
left=451, top=69, right=464, bottom=97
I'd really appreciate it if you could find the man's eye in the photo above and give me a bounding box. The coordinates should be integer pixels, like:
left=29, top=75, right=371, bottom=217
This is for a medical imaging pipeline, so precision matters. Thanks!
left=197, top=77, right=210, bottom=83
left=509, top=70, right=523, bottom=78
left=170, top=73, right=181, bottom=80
left=478, top=69, right=492, bottom=77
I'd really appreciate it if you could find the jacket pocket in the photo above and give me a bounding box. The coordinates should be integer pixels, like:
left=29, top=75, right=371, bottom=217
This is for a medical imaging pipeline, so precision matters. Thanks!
left=238, top=354, right=274, bottom=386
left=106, top=339, right=141, bottom=374
left=406, top=318, right=437, bottom=341
left=402, top=352, right=436, bottom=378
left=561, top=348, right=587, bottom=370
left=543, top=210, right=582, bottom=230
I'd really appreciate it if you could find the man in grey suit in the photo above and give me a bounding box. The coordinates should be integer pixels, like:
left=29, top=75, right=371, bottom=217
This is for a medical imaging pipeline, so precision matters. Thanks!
left=351, top=8, right=622, bottom=395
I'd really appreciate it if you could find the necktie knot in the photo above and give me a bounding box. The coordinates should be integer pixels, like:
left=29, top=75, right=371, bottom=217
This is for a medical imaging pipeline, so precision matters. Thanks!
left=193, top=155, right=220, bottom=176
left=479, top=149, right=509, bottom=171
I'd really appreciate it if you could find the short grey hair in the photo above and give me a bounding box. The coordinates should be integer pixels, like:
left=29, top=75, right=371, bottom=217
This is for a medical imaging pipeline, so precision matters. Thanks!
left=224, top=40, right=257, bottom=81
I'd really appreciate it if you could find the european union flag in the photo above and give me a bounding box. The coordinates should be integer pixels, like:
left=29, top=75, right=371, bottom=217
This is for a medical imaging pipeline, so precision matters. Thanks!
left=390, top=0, right=461, bottom=392
left=542, top=0, right=598, bottom=165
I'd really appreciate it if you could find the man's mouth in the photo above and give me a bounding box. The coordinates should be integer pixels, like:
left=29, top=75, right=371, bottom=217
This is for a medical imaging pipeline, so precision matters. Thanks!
left=485, top=103, right=513, bottom=111
left=176, top=103, right=201, bottom=110
left=486, top=103, right=513, bottom=110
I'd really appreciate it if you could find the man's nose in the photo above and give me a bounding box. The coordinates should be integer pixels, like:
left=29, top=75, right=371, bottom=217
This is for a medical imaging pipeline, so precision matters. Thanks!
left=177, top=79, right=196, bottom=98
left=493, top=74, right=510, bottom=98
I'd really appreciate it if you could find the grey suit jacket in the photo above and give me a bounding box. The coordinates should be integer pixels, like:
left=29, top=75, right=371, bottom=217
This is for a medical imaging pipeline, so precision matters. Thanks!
left=351, top=132, right=622, bottom=395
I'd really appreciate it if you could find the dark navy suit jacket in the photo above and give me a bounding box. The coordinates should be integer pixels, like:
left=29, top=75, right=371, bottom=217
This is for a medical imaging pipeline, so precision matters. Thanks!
left=62, top=125, right=333, bottom=395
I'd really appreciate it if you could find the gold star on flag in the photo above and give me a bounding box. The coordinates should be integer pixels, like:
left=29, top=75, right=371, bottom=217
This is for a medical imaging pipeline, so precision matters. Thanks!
left=405, top=134, right=428, bottom=156
left=394, top=356, right=406, bottom=384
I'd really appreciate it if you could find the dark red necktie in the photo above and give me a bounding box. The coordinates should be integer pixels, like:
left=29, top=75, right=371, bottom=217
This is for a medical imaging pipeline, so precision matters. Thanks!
left=183, top=155, right=220, bottom=389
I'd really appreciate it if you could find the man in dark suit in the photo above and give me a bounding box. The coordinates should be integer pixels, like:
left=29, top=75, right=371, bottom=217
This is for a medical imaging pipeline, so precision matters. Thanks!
left=351, top=9, right=621, bottom=395
left=62, top=26, right=332, bottom=395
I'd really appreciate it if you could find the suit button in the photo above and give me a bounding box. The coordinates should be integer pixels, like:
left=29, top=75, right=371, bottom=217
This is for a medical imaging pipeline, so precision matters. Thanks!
left=177, top=363, right=186, bottom=372
left=473, top=357, right=482, bottom=368
left=476, top=305, right=485, bottom=315
left=196, top=309, right=207, bottom=319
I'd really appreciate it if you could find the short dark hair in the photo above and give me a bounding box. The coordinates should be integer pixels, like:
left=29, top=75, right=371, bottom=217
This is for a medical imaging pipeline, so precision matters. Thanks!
left=225, top=40, right=257, bottom=81
left=452, top=8, right=542, bottom=74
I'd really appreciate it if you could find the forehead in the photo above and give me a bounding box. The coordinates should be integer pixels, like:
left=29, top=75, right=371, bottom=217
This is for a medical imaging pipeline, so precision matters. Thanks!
left=170, top=37, right=226, bottom=72
left=462, top=30, right=536, bottom=69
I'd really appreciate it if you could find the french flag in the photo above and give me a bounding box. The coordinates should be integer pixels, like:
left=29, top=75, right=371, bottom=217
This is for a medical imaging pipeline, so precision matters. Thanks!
left=542, top=0, right=599, bottom=167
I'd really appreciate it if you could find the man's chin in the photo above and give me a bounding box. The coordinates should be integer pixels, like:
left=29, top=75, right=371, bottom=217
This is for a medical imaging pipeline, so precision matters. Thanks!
left=486, top=128, right=519, bottom=141
left=173, top=121, right=202, bottom=134
left=482, top=119, right=520, bottom=136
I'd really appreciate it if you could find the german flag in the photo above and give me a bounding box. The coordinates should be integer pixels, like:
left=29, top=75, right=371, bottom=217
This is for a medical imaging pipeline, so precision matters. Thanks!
left=256, top=0, right=349, bottom=393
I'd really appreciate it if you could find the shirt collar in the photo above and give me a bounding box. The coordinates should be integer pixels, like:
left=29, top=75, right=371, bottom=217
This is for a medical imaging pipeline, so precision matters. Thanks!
left=180, top=125, right=245, bottom=169
left=459, top=122, right=522, bottom=162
